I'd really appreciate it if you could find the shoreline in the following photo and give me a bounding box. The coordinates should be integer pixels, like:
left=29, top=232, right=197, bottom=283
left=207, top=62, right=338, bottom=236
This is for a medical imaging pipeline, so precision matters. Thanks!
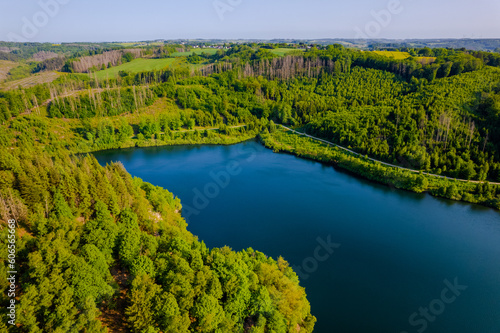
left=259, top=129, right=500, bottom=211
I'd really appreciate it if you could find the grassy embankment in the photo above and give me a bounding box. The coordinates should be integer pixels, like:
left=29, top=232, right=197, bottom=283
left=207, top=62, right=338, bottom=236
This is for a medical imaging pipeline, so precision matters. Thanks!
left=260, top=128, right=500, bottom=210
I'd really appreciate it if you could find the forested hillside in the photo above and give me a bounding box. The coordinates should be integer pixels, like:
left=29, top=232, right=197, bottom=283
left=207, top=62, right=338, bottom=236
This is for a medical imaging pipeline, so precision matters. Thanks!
left=1, top=42, right=500, bottom=332
left=0, top=145, right=316, bottom=332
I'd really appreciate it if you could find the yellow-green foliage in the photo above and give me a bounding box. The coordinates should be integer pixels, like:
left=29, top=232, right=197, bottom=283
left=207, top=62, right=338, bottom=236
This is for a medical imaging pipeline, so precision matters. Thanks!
left=372, top=50, right=411, bottom=59
left=0, top=124, right=315, bottom=332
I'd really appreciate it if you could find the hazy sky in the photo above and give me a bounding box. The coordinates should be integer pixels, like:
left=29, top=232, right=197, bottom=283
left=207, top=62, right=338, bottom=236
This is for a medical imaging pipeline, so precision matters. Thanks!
left=0, top=0, right=499, bottom=42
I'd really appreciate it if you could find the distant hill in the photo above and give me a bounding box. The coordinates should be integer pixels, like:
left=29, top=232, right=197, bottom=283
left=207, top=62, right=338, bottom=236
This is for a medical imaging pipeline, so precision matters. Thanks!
left=268, top=39, right=500, bottom=51
left=162, top=38, right=500, bottom=52
left=1, top=39, right=499, bottom=55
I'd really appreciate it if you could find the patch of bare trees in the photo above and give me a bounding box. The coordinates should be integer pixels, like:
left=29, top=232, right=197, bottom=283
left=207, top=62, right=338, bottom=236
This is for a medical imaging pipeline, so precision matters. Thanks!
left=71, top=49, right=143, bottom=73
left=31, top=51, right=60, bottom=61
left=198, top=62, right=234, bottom=76
left=435, top=113, right=452, bottom=149
left=466, top=118, right=475, bottom=148
left=198, top=55, right=351, bottom=80
left=34, top=56, right=66, bottom=72
left=0, top=190, right=28, bottom=224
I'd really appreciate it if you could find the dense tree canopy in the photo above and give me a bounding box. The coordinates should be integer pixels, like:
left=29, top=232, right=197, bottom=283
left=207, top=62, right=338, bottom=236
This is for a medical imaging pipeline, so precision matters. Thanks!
left=1, top=42, right=500, bottom=332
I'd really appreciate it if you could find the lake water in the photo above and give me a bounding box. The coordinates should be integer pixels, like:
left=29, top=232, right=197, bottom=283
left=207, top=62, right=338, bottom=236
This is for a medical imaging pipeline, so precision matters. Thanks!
left=94, top=140, right=500, bottom=333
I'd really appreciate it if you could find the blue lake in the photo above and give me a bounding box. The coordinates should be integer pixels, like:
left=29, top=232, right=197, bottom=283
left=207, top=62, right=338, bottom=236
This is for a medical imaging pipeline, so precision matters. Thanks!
left=94, top=140, right=500, bottom=333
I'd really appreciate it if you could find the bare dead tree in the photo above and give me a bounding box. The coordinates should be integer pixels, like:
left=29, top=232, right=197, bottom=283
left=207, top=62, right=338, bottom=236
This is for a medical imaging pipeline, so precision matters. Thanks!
left=31, top=95, right=40, bottom=115
left=132, top=86, right=138, bottom=111
left=468, top=120, right=475, bottom=148
left=71, top=49, right=143, bottom=73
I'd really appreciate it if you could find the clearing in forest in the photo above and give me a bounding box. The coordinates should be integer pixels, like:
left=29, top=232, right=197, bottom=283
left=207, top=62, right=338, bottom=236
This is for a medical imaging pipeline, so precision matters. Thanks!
left=372, top=50, right=412, bottom=59
left=93, top=58, right=178, bottom=79
left=0, top=71, right=60, bottom=90
left=269, top=48, right=305, bottom=56
left=0, top=60, right=20, bottom=82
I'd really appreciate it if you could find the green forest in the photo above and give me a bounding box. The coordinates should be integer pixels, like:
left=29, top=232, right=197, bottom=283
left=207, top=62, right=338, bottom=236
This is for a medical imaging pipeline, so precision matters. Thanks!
left=1, top=41, right=500, bottom=332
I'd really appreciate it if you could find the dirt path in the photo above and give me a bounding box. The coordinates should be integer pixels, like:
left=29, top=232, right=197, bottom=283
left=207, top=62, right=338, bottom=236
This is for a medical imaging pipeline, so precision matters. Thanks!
left=99, top=266, right=131, bottom=333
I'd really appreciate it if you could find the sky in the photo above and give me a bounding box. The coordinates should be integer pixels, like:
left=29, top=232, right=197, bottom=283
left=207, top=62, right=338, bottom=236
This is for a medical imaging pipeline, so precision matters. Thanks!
left=0, top=0, right=499, bottom=43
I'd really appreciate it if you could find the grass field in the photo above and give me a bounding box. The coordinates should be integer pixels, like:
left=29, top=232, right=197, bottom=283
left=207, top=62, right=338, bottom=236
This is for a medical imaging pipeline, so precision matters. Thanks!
left=0, top=71, right=60, bottom=90
left=170, top=48, right=219, bottom=57
left=93, top=58, right=178, bottom=79
left=0, top=60, right=18, bottom=82
left=269, top=48, right=305, bottom=56
left=130, top=97, right=182, bottom=119
left=372, top=51, right=437, bottom=63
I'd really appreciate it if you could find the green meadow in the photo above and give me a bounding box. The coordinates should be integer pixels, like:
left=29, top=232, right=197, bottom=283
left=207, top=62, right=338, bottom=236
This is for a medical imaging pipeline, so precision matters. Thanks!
left=269, top=48, right=305, bottom=56
left=93, top=58, right=178, bottom=79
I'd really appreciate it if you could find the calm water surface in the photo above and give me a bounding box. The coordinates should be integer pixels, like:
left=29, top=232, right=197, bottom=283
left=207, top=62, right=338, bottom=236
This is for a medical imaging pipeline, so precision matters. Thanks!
left=94, top=140, right=500, bottom=333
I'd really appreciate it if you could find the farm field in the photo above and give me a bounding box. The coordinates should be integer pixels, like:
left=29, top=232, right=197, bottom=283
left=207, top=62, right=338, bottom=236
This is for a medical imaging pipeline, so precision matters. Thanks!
left=93, top=58, right=178, bottom=79
left=372, top=50, right=411, bottom=59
